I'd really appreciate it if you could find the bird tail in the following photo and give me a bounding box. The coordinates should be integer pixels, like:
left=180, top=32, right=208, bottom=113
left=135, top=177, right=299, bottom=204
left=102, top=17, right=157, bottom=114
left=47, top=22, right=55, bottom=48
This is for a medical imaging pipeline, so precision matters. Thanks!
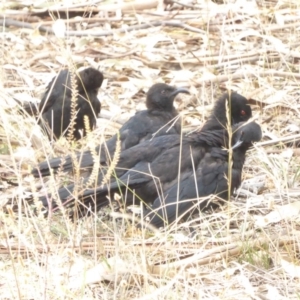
left=32, top=157, right=64, bottom=177
left=78, top=177, right=148, bottom=215
left=32, top=148, right=100, bottom=178
left=39, top=184, right=76, bottom=209
left=39, top=175, right=147, bottom=218
left=32, top=139, right=117, bottom=178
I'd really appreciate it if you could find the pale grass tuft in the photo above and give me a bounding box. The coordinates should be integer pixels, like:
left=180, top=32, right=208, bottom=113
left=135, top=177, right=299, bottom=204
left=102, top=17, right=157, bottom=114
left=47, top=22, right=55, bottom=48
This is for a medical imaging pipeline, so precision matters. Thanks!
left=66, top=65, right=79, bottom=142
left=84, top=115, right=101, bottom=189
left=100, top=134, right=121, bottom=188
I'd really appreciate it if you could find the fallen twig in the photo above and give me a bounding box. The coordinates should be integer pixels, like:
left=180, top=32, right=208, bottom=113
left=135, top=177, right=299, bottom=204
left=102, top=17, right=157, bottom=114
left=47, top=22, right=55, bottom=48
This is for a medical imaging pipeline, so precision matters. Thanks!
left=0, top=18, right=206, bottom=36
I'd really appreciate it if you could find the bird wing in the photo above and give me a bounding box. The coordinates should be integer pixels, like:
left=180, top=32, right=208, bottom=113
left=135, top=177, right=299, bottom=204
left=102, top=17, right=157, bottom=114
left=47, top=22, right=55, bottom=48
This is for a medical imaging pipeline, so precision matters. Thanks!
left=39, top=70, right=70, bottom=113
left=145, top=148, right=242, bottom=227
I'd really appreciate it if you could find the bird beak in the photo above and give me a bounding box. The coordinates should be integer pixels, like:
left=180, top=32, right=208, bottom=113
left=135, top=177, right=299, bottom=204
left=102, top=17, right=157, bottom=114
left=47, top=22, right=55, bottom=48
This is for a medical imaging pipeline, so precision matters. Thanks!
left=170, top=87, right=190, bottom=98
left=231, top=131, right=245, bottom=150
left=231, top=131, right=244, bottom=150
left=231, top=139, right=243, bottom=150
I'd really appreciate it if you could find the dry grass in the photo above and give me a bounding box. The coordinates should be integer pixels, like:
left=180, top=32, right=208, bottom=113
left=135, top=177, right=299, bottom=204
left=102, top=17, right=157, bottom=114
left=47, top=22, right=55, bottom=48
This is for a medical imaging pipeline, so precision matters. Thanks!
left=1, top=0, right=300, bottom=299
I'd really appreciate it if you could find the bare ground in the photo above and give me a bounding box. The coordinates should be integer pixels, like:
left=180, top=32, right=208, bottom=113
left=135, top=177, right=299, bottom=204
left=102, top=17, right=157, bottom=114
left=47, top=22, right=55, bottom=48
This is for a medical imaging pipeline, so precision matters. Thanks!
left=0, top=0, right=300, bottom=299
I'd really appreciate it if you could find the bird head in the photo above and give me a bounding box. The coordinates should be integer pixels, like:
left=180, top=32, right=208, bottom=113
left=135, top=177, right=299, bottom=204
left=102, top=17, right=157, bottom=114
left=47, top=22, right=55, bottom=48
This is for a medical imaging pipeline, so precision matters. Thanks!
left=232, top=121, right=262, bottom=150
left=201, top=91, right=252, bottom=132
left=76, top=67, right=104, bottom=91
left=146, top=83, right=190, bottom=111
left=228, top=92, right=252, bottom=124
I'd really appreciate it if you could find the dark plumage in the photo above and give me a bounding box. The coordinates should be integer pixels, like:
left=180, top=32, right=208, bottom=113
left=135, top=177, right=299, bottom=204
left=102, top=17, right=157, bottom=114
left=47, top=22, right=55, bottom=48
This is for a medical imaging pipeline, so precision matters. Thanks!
left=37, top=91, right=253, bottom=217
left=33, top=83, right=189, bottom=177
left=143, top=121, right=262, bottom=228
left=201, top=91, right=252, bottom=131
left=104, top=83, right=189, bottom=152
left=41, top=129, right=234, bottom=214
left=39, top=67, right=103, bottom=140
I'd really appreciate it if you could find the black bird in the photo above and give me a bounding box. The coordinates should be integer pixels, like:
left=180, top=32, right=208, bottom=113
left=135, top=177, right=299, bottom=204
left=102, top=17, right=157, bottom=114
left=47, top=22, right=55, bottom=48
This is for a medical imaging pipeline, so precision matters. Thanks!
left=33, top=83, right=189, bottom=177
left=200, top=91, right=251, bottom=131
left=39, top=67, right=103, bottom=140
left=102, top=83, right=189, bottom=153
left=37, top=91, right=253, bottom=216
left=143, top=121, right=262, bottom=228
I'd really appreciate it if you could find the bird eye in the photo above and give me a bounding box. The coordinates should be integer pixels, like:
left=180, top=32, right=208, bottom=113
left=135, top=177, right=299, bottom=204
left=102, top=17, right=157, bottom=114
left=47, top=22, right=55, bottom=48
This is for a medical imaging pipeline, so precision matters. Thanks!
left=161, top=90, right=166, bottom=95
left=241, top=110, right=246, bottom=116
